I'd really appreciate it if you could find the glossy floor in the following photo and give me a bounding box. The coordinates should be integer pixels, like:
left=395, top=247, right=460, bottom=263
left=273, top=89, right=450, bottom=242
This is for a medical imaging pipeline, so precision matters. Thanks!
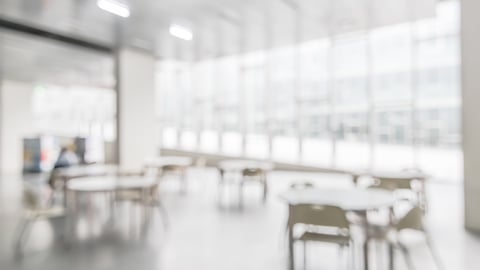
left=0, top=169, right=478, bottom=270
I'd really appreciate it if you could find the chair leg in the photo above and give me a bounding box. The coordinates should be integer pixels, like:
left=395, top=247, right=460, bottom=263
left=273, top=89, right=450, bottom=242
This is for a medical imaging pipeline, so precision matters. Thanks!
left=130, top=202, right=137, bottom=238
left=180, top=171, right=187, bottom=195
left=388, top=243, right=395, bottom=270
left=399, top=243, right=415, bottom=270
left=349, top=242, right=355, bottom=270
left=303, top=242, right=307, bottom=270
left=425, top=234, right=445, bottom=270
left=154, top=199, right=169, bottom=229
left=344, top=244, right=351, bottom=270
left=13, top=218, right=27, bottom=248
left=238, top=181, right=244, bottom=210
left=288, top=230, right=294, bottom=270
left=262, top=178, right=268, bottom=203
left=338, top=244, right=344, bottom=269
left=217, top=177, right=224, bottom=207
left=13, top=217, right=32, bottom=256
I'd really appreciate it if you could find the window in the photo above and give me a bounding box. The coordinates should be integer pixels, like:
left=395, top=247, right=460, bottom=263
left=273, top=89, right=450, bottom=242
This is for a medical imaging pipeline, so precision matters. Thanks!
left=156, top=0, right=461, bottom=182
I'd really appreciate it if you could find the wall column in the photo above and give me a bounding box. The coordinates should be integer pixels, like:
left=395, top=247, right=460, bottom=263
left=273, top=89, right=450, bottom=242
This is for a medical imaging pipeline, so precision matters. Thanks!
left=0, top=80, right=34, bottom=174
left=117, top=48, right=157, bottom=171
left=461, top=0, right=480, bottom=232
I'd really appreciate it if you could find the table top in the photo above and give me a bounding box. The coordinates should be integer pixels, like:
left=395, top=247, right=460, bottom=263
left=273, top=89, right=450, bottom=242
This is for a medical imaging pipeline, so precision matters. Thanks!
left=144, top=156, right=193, bottom=167
left=55, top=164, right=118, bottom=179
left=66, top=176, right=157, bottom=192
left=279, top=188, right=395, bottom=211
left=218, top=159, right=274, bottom=171
left=350, top=169, right=427, bottom=180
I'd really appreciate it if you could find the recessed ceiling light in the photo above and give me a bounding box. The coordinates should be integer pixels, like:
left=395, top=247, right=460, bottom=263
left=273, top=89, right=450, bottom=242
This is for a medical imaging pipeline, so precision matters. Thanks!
left=169, top=24, right=193, bottom=41
left=97, top=0, right=130, bottom=18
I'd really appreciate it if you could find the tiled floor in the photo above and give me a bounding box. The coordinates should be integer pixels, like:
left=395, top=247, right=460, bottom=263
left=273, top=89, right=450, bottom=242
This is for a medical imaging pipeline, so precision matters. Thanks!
left=0, top=168, right=478, bottom=270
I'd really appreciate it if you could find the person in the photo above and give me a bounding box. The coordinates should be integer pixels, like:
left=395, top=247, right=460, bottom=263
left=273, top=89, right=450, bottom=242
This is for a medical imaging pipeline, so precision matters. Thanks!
left=47, top=145, right=80, bottom=200
left=53, top=146, right=79, bottom=169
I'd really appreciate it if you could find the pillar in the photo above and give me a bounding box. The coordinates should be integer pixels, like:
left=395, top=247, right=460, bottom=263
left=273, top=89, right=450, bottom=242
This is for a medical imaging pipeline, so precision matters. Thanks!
left=461, top=0, right=480, bottom=232
left=117, top=49, right=157, bottom=171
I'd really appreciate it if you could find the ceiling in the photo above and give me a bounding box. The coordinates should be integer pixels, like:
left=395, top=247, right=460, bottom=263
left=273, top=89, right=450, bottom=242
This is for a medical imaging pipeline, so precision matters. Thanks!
left=0, top=28, right=114, bottom=87
left=0, top=0, right=438, bottom=87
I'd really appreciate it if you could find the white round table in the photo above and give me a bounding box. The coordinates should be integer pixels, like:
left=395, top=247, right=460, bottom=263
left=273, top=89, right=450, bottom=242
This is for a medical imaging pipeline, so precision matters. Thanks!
left=144, top=156, right=193, bottom=168
left=350, top=170, right=428, bottom=211
left=55, top=164, right=119, bottom=180
left=66, top=176, right=157, bottom=192
left=279, top=188, right=395, bottom=211
left=65, top=176, right=157, bottom=243
left=218, top=159, right=274, bottom=172
left=217, top=160, right=274, bottom=208
left=350, top=169, right=427, bottom=184
left=280, top=188, right=395, bottom=270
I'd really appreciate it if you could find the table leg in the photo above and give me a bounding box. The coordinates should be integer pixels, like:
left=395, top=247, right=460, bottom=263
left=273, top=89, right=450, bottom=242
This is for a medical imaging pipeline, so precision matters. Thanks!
left=389, top=243, right=395, bottom=270
left=364, top=240, right=369, bottom=270
left=64, top=189, right=76, bottom=245
left=217, top=170, right=225, bottom=207
left=87, top=193, right=94, bottom=239
left=180, top=169, right=187, bottom=195
left=352, top=174, right=360, bottom=186
left=238, top=180, right=244, bottom=210
left=109, top=190, right=116, bottom=227
left=288, top=205, right=294, bottom=270
left=357, top=210, right=370, bottom=270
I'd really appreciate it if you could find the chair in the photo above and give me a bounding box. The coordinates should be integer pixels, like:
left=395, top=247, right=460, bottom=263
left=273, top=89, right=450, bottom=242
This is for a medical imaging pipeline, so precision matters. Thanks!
left=290, top=181, right=314, bottom=190
left=370, top=176, right=427, bottom=211
left=13, top=184, right=64, bottom=257
left=393, top=206, right=444, bottom=270
left=238, top=167, right=268, bottom=208
left=115, top=169, right=169, bottom=229
left=159, top=164, right=189, bottom=194
left=287, top=204, right=352, bottom=270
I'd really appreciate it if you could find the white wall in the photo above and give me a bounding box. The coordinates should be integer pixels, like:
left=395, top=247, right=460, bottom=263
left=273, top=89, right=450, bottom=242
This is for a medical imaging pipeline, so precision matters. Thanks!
left=117, top=49, right=157, bottom=171
left=461, top=0, right=480, bottom=231
left=0, top=80, right=34, bottom=174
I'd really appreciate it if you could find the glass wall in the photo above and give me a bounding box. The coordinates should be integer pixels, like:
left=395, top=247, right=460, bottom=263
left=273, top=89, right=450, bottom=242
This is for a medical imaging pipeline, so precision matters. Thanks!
left=156, top=0, right=461, bottom=182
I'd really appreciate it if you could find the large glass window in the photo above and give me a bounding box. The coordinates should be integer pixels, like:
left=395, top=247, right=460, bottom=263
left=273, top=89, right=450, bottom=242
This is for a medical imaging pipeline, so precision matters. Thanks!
left=156, top=0, right=461, bottom=182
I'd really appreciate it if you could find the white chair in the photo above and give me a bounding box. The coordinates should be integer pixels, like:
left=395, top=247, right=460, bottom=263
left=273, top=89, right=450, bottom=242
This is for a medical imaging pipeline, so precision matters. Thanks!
left=238, top=167, right=269, bottom=207
left=290, top=181, right=315, bottom=190
left=370, top=176, right=427, bottom=212
left=287, top=204, right=353, bottom=270
left=115, top=169, right=169, bottom=229
left=394, top=206, right=444, bottom=270
left=158, top=164, right=189, bottom=194
left=364, top=205, right=444, bottom=270
left=13, top=184, right=64, bottom=256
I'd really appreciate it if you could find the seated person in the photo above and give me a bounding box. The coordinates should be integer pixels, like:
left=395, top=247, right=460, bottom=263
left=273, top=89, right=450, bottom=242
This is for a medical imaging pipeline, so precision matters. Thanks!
left=53, top=146, right=79, bottom=169
left=48, top=146, right=80, bottom=188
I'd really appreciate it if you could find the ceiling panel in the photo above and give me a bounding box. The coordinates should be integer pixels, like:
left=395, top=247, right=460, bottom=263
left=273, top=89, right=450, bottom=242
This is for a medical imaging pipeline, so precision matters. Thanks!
left=0, top=0, right=439, bottom=86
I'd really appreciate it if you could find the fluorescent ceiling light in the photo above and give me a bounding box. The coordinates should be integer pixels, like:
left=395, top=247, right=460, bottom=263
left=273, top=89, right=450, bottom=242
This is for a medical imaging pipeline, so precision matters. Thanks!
left=169, top=24, right=193, bottom=41
left=97, top=0, right=130, bottom=18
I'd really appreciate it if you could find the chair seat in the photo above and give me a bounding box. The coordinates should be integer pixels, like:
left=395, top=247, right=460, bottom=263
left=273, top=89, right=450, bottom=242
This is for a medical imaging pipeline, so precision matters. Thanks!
left=116, top=190, right=142, bottom=200
left=297, top=232, right=350, bottom=245
left=366, top=224, right=392, bottom=240
left=26, top=206, right=65, bottom=218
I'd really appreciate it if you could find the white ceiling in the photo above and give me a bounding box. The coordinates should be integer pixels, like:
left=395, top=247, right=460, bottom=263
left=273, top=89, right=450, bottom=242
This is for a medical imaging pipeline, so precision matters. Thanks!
left=0, top=29, right=114, bottom=87
left=0, top=0, right=438, bottom=86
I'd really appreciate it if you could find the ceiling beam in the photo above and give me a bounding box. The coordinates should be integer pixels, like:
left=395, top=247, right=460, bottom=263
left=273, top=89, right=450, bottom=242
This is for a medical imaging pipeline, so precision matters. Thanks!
left=0, top=16, right=113, bottom=54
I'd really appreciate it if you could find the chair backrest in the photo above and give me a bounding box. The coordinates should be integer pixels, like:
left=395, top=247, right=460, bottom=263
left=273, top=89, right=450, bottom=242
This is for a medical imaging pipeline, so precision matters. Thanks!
left=396, top=206, right=425, bottom=232
left=290, top=181, right=314, bottom=190
left=162, top=164, right=183, bottom=172
left=373, top=177, right=414, bottom=191
left=117, top=170, right=145, bottom=177
left=22, top=184, right=52, bottom=211
left=242, top=168, right=265, bottom=177
left=288, top=204, right=350, bottom=230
